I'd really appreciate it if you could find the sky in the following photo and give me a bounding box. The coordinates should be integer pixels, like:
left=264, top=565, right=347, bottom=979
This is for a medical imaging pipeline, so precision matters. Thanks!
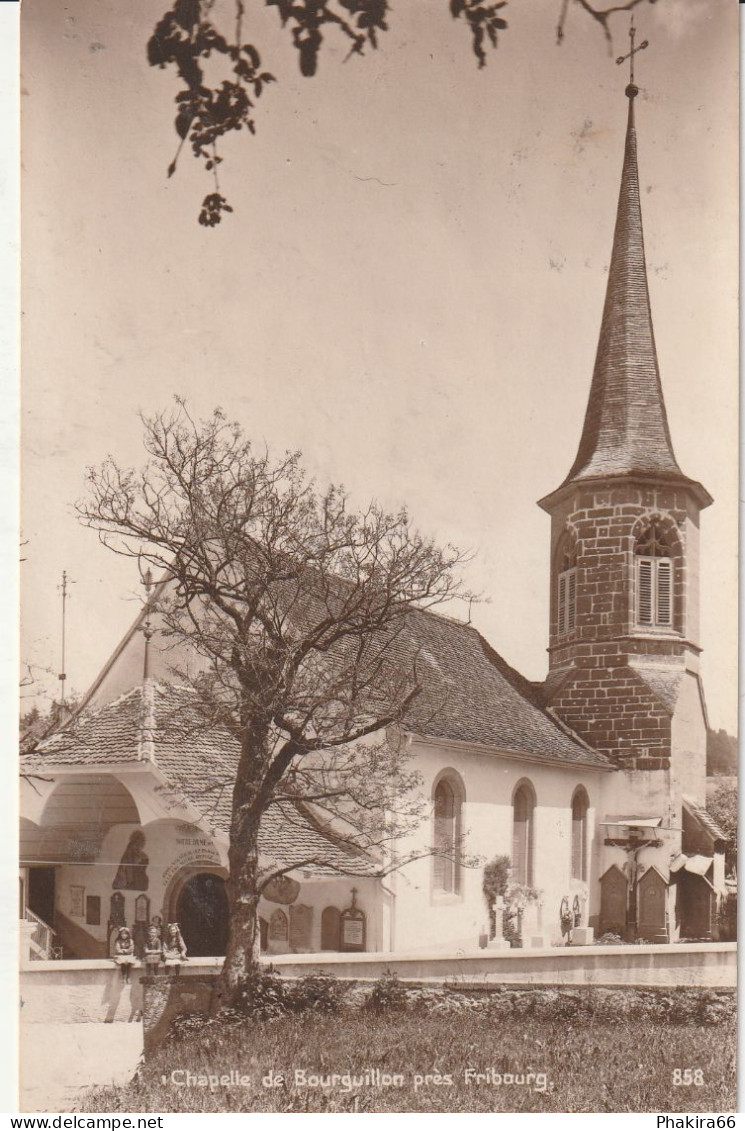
left=20, top=0, right=738, bottom=732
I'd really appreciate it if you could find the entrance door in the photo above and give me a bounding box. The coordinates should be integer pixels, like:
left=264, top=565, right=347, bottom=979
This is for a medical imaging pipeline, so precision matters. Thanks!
left=27, top=866, right=56, bottom=927
left=176, top=873, right=229, bottom=957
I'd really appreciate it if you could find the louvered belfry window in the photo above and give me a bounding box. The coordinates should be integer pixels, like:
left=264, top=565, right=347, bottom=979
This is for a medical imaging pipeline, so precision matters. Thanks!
left=433, top=778, right=461, bottom=894
left=557, top=568, right=577, bottom=636
left=512, top=784, right=535, bottom=886
left=557, top=535, right=578, bottom=637
left=635, top=522, right=674, bottom=629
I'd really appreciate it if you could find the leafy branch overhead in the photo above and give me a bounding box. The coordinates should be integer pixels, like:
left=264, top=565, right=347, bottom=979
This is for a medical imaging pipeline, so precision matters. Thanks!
left=147, top=0, right=657, bottom=225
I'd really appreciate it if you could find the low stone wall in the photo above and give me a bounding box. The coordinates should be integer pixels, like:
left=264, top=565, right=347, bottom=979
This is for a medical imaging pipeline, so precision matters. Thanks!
left=265, top=942, right=737, bottom=988
left=19, top=941, right=736, bottom=1028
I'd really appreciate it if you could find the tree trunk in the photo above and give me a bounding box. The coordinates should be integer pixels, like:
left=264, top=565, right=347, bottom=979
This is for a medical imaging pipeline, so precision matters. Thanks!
left=218, top=816, right=262, bottom=1005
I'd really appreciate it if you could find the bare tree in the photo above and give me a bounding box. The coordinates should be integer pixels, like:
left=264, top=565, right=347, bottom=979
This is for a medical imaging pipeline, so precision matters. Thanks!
left=77, top=401, right=473, bottom=996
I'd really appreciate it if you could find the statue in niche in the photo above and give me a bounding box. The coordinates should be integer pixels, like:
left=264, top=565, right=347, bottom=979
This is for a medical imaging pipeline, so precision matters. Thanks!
left=113, top=829, right=149, bottom=891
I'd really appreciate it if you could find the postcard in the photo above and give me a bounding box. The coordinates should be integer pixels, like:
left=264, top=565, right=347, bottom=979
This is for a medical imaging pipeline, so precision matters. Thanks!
left=18, top=0, right=737, bottom=1116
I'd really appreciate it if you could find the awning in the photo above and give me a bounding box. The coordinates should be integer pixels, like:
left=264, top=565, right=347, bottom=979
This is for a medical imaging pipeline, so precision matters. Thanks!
left=684, top=854, right=713, bottom=877
left=600, top=816, right=662, bottom=828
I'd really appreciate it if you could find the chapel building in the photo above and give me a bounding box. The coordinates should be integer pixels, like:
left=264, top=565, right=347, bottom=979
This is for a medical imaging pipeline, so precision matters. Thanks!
left=19, top=77, right=726, bottom=963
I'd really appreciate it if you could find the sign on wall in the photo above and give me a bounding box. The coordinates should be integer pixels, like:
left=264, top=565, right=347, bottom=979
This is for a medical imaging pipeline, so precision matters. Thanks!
left=340, top=888, right=366, bottom=952
left=268, top=908, right=288, bottom=942
left=289, top=904, right=313, bottom=952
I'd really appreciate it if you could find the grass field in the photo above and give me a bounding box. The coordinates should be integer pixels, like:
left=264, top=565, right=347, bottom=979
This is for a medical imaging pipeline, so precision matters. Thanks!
left=81, top=1010, right=736, bottom=1113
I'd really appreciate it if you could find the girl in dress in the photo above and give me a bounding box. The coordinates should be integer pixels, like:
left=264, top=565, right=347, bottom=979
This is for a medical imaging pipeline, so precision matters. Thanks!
left=162, top=922, right=187, bottom=976
left=143, top=923, right=163, bottom=975
left=113, top=927, right=137, bottom=983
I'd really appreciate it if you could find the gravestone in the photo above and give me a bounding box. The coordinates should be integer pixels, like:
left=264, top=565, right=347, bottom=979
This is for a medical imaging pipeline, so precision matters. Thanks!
left=636, top=867, right=668, bottom=942
left=599, top=865, right=628, bottom=935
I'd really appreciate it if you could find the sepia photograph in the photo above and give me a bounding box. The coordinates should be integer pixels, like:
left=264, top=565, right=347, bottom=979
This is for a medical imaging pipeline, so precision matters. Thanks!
left=17, top=0, right=737, bottom=1116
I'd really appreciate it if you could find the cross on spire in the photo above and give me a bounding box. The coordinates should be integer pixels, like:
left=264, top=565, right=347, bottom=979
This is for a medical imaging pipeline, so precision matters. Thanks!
left=616, top=14, right=648, bottom=96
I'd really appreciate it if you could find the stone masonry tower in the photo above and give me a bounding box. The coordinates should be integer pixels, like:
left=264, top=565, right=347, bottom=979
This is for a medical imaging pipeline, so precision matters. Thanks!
left=538, top=77, right=712, bottom=814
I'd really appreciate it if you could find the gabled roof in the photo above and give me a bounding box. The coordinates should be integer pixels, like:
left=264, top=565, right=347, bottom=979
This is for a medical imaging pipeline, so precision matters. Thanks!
left=54, top=569, right=609, bottom=772
left=540, top=88, right=711, bottom=511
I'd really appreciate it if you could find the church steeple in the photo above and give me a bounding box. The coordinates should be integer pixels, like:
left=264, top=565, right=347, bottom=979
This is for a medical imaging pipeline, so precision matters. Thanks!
left=540, top=77, right=711, bottom=512
left=537, top=48, right=712, bottom=780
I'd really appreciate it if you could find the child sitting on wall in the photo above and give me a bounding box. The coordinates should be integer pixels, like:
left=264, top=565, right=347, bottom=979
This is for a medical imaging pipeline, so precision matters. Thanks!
left=113, top=927, right=137, bottom=983
left=162, top=922, right=187, bottom=976
left=143, top=923, right=163, bottom=975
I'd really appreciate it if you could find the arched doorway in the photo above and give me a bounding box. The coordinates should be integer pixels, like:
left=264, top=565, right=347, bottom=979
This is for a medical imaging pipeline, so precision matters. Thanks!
left=175, top=872, right=229, bottom=957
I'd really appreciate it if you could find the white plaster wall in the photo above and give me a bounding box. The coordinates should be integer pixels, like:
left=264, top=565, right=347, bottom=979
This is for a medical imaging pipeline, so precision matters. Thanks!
left=259, top=877, right=382, bottom=955
left=671, top=669, right=708, bottom=808
left=387, top=741, right=607, bottom=951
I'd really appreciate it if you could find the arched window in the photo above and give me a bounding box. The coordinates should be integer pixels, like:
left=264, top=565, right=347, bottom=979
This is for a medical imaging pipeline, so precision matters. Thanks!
left=635, top=521, right=674, bottom=629
left=433, top=774, right=463, bottom=895
left=557, top=534, right=578, bottom=636
left=512, top=782, right=535, bottom=886
left=571, top=788, right=589, bottom=882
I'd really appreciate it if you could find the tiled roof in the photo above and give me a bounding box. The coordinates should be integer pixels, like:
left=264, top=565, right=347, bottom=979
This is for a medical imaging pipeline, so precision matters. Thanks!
left=629, top=662, right=683, bottom=715
left=22, top=683, right=378, bottom=877
left=22, top=687, right=148, bottom=765
left=397, top=610, right=609, bottom=767
left=683, top=796, right=728, bottom=844
left=541, top=92, right=710, bottom=510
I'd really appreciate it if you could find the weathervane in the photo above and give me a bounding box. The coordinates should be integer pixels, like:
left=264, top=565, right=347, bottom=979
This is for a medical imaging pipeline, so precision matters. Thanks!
left=616, top=14, right=648, bottom=96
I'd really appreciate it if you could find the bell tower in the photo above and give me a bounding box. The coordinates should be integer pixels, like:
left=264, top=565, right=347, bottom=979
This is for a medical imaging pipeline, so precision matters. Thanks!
left=538, top=65, right=711, bottom=800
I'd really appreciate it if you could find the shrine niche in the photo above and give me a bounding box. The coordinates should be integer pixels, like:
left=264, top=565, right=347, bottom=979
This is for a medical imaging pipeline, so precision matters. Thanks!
left=678, top=872, right=716, bottom=940
left=340, top=889, right=366, bottom=952
left=113, top=829, right=149, bottom=891
left=636, top=866, right=668, bottom=942
left=320, top=906, right=341, bottom=951
left=599, top=865, right=627, bottom=935
left=289, top=905, right=313, bottom=952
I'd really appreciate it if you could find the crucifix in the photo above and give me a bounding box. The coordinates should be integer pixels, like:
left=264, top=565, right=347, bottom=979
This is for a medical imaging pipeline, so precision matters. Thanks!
left=616, top=15, right=649, bottom=89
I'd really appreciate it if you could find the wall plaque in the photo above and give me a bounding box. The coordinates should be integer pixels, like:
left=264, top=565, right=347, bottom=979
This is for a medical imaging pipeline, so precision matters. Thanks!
left=263, top=876, right=300, bottom=905
left=69, top=885, right=84, bottom=918
left=268, top=909, right=288, bottom=942
left=340, top=888, right=366, bottom=952
left=289, top=904, right=313, bottom=952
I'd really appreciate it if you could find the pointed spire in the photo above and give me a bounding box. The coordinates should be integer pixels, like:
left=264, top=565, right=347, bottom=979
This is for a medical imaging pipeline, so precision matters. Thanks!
left=540, top=86, right=711, bottom=511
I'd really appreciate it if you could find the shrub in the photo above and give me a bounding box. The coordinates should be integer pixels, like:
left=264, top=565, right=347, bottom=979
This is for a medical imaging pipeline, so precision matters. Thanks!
left=365, top=968, right=408, bottom=1014
left=287, top=971, right=349, bottom=1013
left=231, top=964, right=289, bottom=1020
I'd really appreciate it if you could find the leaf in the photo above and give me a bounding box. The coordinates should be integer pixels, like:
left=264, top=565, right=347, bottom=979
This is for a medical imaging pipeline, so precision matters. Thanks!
left=175, top=107, right=193, bottom=139
left=173, top=0, right=201, bottom=32
left=242, top=44, right=261, bottom=68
